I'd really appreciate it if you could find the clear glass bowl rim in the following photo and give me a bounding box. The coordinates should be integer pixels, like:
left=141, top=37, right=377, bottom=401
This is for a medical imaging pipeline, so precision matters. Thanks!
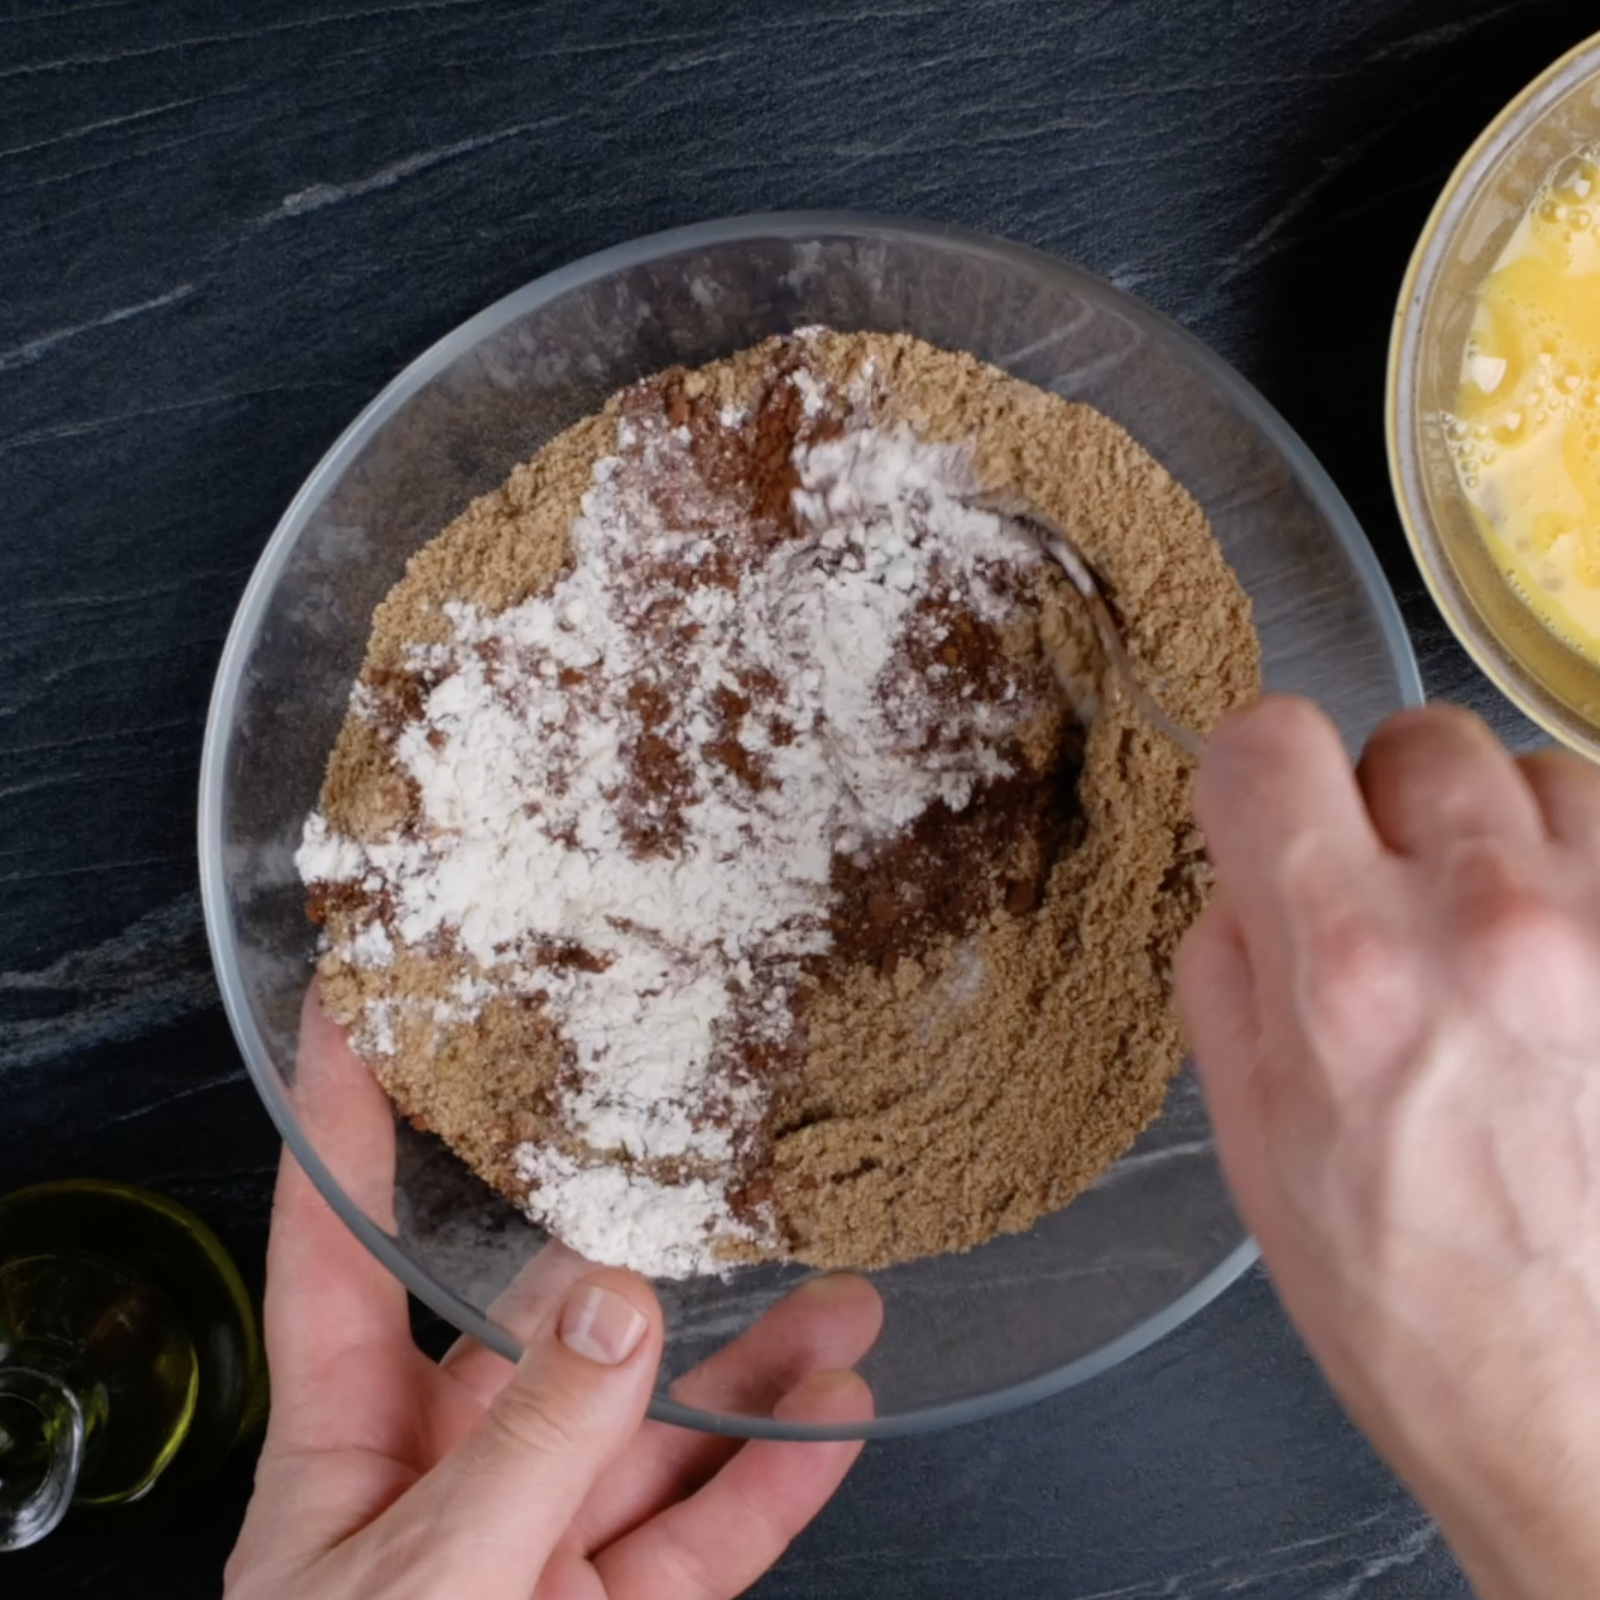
left=1386, top=28, right=1600, bottom=760
left=200, top=209, right=1421, bottom=1439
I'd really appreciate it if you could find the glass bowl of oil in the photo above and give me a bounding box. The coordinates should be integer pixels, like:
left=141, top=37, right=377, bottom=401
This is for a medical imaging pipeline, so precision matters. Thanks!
left=1389, top=28, right=1600, bottom=759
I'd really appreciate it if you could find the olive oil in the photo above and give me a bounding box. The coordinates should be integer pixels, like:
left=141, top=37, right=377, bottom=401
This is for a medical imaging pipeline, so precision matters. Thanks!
left=0, top=1181, right=264, bottom=1551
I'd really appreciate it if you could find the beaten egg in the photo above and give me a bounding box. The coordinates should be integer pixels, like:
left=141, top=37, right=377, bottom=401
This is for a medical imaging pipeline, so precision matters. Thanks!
left=1449, top=148, right=1600, bottom=665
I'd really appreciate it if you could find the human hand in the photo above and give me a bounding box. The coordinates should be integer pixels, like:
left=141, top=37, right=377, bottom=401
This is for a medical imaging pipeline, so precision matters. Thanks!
left=225, top=990, right=882, bottom=1600
left=1177, top=698, right=1600, bottom=1600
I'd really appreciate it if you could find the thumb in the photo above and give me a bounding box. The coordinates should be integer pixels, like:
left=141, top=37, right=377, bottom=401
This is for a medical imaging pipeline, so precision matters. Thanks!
left=358, top=1270, right=662, bottom=1598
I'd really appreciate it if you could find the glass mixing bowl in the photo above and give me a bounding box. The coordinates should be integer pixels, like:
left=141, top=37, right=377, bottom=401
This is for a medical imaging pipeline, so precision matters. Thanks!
left=1388, top=29, right=1600, bottom=760
left=200, top=213, right=1421, bottom=1439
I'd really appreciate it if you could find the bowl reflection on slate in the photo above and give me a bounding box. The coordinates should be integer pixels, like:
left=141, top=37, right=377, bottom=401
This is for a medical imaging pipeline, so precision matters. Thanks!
left=200, top=213, right=1421, bottom=1439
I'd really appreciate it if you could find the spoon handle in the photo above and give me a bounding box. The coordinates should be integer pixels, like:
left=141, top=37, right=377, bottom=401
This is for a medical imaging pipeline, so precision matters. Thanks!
left=971, top=493, right=1207, bottom=761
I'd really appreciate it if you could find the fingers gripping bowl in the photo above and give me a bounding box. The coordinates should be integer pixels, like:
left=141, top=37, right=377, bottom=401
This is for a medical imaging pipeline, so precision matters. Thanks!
left=201, top=214, right=1422, bottom=1439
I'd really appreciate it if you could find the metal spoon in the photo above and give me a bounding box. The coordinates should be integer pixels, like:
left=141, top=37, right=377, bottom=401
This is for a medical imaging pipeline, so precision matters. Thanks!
left=973, top=495, right=1206, bottom=761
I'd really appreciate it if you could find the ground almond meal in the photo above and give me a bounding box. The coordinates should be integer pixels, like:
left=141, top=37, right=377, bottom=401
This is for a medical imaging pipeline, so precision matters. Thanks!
left=296, top=329, right=1261, bottom=1279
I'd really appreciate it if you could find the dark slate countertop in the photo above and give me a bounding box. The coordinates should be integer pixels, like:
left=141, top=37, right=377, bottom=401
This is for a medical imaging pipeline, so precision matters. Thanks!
left=3, top=1, right=1590, bottom=1594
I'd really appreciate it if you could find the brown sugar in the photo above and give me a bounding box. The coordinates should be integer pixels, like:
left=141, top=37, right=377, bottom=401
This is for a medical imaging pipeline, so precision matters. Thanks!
left=301, top=329, right=1260, bottom=1276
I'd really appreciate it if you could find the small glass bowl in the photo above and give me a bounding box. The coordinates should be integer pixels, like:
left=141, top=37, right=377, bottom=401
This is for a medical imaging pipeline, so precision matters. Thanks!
left=200, top=213, right=1421, bottom=1439
left=1388, top=29, right=1600, bottom=759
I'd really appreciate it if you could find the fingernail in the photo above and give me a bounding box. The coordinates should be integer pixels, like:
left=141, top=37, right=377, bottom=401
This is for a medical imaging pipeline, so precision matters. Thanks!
left=559, top=1283, right=648, bottom=1366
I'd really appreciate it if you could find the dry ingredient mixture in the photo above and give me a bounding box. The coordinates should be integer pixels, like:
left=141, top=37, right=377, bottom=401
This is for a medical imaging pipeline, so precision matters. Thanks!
left=298, top=329, right=1260, bottom=1278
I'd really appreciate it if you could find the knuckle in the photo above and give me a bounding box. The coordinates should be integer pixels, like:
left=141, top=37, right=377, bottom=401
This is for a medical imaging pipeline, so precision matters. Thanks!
left=487, top=1377, right=585, bottom=1460
left=654, top=1526, right=725, bottom=1600
left=1520, top=748, right=1600, bottom=830
left=1443, top=842, right=1600, bottom=1037
left=1360, top=713, right=1538, bottom=854
left=1296, top=908, right=1415, bottom=1047
left=1518, top=746, right=1594, bottom=788
left=1212, top=695, right=1330, bottom=764
left=1356, top=713, right=1423, bottom=783
left=1361, top=709, right=1489, bottom=799
left=1304, top=912, right=1390, bottom=1000
left=1244, top=693, right=1325, bottom=738
left=1368, top=702, right=1485, bottom=751
left=357, top=1529, right=443, bottom=1599
left=1457, top=869, right=1577, bottom=977
left=1361, top=705, right=1486, bottom=777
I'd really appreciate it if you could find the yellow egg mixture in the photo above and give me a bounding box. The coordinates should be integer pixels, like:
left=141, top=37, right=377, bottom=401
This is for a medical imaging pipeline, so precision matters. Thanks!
left=1449, top=147, right=1600, bottom=664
